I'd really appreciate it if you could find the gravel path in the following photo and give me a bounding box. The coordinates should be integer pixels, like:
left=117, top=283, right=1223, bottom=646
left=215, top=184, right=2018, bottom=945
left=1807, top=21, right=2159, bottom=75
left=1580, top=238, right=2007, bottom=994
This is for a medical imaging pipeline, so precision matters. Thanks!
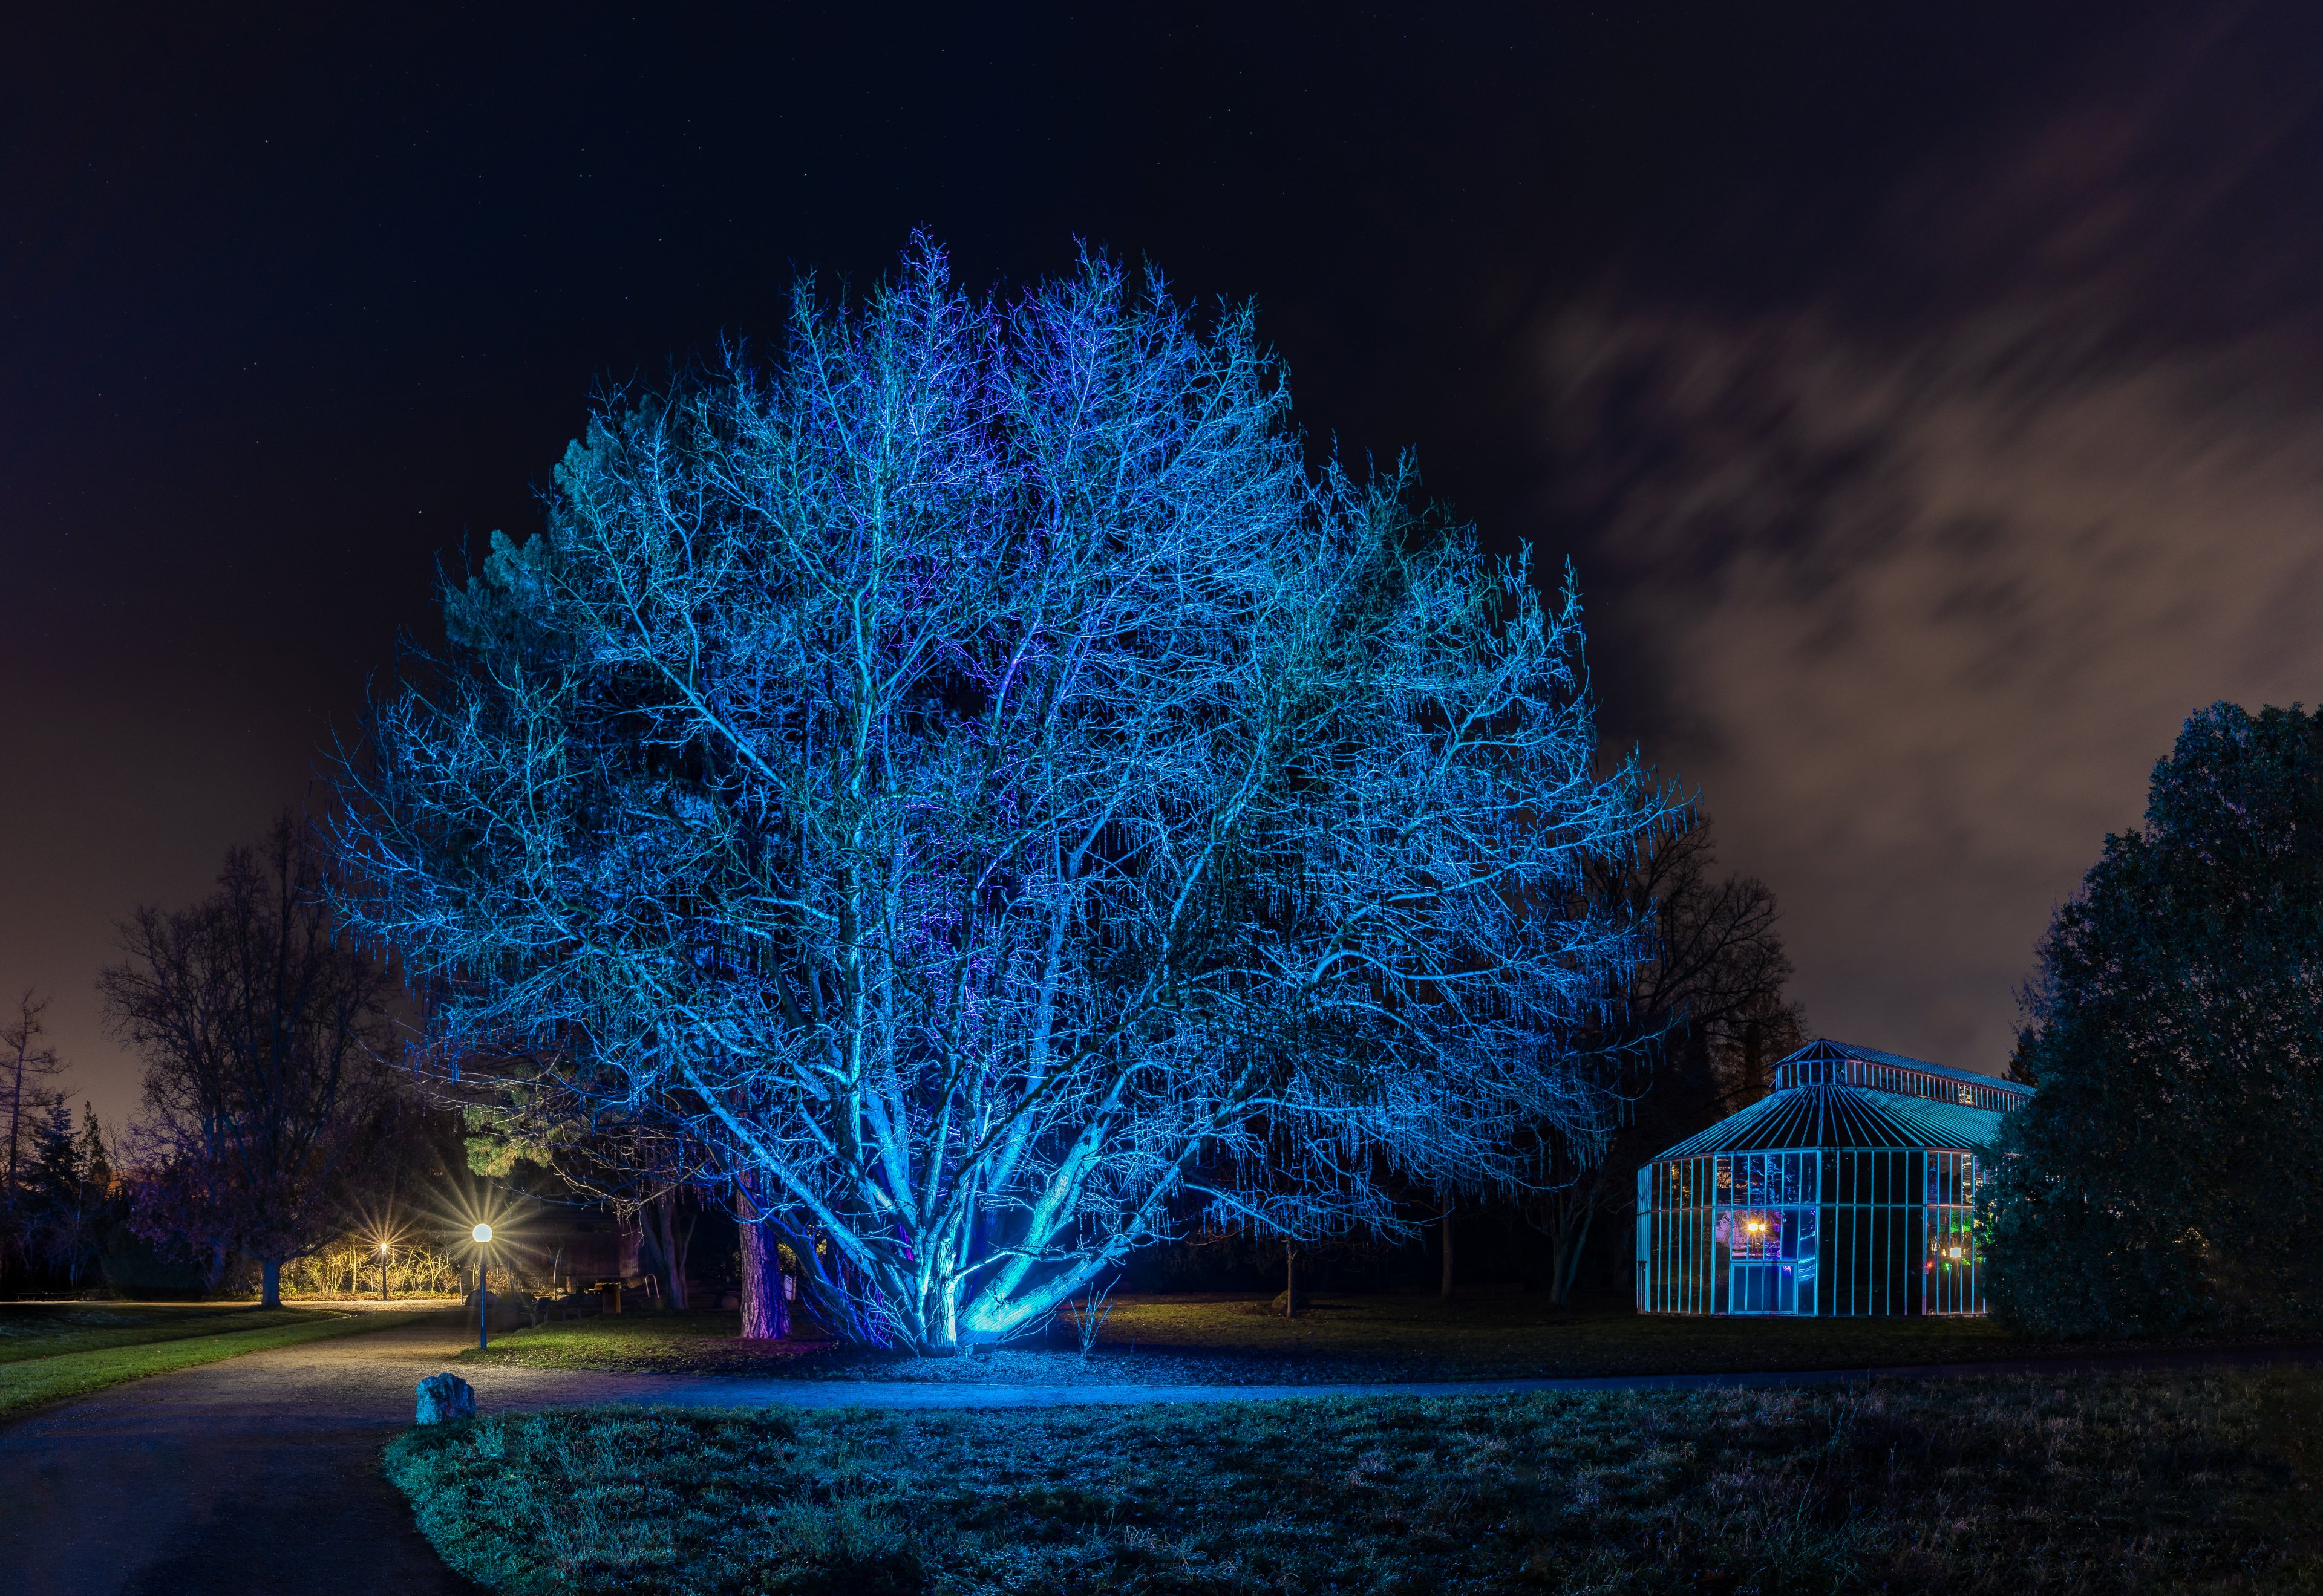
left=0, top=1310, right=655, bottom=1596
left=5, top=1308, right=2318, bottom=1595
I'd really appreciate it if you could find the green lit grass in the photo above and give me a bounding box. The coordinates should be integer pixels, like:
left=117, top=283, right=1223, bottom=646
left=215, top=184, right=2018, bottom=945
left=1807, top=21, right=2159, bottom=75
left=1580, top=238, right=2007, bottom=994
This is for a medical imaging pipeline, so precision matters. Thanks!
left=0, top=1302, right=317, bottom=1364
left=386, top=1367, right=2323, bottom=1595
left=1090, top=1291, right=2042, bottom=1375
left=459, top=1292, right=2147, bottom=1386
left=0, top=1308, right=439, bottom=1419
left=460, top=1309, right=838, bottom=1375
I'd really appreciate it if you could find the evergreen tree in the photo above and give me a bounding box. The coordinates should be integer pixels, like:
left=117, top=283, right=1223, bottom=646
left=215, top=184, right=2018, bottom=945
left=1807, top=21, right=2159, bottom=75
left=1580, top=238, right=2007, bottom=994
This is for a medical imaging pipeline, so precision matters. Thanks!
left=76, top=1106, right=110, bottom=1195
left=1989, top=702, right=2323, bottom=1335
left=23, top=1093, right=103, bottom=1283
left=30, top=1096, right=76, bottom=1199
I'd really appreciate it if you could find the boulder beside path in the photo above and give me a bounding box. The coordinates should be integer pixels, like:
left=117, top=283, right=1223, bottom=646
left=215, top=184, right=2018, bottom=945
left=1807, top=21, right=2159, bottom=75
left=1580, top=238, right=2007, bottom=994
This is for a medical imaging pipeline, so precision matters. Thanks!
left=415, top=1372, right=476, bottom=1425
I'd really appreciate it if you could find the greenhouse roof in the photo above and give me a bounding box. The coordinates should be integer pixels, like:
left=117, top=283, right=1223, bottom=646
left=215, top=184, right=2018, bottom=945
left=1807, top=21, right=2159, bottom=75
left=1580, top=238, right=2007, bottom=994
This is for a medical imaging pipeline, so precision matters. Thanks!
left=1780, top=1038, right=2015, bottom=1093
left=1769, top=1037, right=2027, bottom=1114
left=1650, top=1081, right=2011, bottom=1161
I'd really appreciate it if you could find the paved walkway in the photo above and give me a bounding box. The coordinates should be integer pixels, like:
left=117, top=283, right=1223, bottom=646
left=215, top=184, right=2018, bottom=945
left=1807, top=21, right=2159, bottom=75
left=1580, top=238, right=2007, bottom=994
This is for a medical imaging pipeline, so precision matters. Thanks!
left=4, top=1311, right=2319, bottom=1596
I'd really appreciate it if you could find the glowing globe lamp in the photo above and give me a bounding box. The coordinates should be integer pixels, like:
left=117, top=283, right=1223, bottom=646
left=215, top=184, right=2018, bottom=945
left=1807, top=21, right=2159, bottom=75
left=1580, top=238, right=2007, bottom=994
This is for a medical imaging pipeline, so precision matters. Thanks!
left=472, top=1223, right=494, bottom=1245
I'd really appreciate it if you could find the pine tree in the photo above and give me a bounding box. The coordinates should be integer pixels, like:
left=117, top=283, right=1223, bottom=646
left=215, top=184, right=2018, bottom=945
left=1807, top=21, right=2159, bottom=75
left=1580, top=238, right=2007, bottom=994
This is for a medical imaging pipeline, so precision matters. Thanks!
left=76, top=1106, right=109, bottom=1194
left=31, top=1093, right=77, bottom=1196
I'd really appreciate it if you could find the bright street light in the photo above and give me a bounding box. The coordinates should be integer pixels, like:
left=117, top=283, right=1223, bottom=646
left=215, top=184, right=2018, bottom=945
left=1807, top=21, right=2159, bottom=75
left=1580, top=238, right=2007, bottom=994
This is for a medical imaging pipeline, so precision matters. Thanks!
left=472, top=1222, right=497, bottom=1349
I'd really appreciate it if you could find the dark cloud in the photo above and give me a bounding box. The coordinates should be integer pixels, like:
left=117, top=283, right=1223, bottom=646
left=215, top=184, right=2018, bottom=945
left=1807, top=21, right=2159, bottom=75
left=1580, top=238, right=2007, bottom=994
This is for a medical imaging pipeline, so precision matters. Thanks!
left=1548, top=15, right=2323, bottom=1071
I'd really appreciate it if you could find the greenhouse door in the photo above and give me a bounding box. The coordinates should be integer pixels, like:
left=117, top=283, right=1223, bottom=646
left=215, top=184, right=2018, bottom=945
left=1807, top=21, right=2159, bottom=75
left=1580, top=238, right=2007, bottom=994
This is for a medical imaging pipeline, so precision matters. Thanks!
left=1715, top=1151, right=1818, bottom=1315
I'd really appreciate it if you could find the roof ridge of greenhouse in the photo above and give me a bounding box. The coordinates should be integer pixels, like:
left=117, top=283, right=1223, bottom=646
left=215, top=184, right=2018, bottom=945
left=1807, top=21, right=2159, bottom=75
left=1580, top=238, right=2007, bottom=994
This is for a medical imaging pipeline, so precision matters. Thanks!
left=1791, top=1037, right=2021, bottom=1092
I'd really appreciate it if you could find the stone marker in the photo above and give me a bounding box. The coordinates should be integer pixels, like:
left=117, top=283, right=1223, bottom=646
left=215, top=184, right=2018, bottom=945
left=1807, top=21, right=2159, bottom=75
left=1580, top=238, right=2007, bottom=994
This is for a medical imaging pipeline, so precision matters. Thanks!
left=416, top=1372, right=476, bottom=1424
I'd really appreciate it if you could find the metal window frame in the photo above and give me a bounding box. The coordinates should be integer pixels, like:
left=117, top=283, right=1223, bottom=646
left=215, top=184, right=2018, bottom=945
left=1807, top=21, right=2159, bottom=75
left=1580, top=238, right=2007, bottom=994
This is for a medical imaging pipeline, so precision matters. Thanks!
left=1638, top=1143, right=1986, bottom=1318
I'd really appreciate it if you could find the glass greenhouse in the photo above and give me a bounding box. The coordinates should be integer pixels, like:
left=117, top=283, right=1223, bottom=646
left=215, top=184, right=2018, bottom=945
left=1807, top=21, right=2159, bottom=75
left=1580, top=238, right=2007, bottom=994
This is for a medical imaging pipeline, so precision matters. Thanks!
left=1635, top=1039, right=2029, bottom=1317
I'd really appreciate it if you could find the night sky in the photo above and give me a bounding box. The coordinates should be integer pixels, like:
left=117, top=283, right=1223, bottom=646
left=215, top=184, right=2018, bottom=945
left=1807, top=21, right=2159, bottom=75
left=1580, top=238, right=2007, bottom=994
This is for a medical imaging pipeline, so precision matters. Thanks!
left=11, top=3, right=2319, bottom=1130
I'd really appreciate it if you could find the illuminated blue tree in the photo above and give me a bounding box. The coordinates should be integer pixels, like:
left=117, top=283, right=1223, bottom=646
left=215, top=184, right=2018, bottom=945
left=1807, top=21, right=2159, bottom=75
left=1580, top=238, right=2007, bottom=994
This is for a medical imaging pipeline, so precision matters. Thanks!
left=335, top=239, right=1660, bottom=1351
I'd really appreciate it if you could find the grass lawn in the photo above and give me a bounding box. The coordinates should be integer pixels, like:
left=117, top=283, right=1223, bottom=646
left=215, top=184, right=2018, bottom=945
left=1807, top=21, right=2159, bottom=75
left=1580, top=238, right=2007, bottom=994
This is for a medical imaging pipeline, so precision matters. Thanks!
left=387, top=1366, right=2323, bottom=1595
left=0, top=1306, right=440, bottom=1419
left=456, top=1291, right=2240, bottom=1386
left=0, top=1302, right=318, bottom=1364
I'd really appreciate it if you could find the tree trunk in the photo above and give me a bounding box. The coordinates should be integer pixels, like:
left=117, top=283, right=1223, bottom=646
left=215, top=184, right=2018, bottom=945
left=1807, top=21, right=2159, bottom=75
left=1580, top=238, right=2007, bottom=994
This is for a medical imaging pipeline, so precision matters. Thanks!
left=1285, top=1242, right=1297, bottom=1318
left=740, top=1222, right=789, bottom=1338
left=5, top=1047, right=22, bottom=1207
left=1549, top=1205, right=1596, bottom=1308
left=648, top=1192, right=691, bottom=1310
left=260, top=1257, right=281, bottom=1309
left=1439, top=1210, right=1454, bottom=1301
left=736, top=1177, right=789, bottom=1340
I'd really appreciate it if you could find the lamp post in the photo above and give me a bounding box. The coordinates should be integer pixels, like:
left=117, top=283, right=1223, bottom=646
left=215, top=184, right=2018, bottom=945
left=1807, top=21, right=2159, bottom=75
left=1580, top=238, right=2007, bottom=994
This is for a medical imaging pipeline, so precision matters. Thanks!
left=378, top=1240, right=390, bottom=1302
left=472, top=1223, right=494, bottom=1350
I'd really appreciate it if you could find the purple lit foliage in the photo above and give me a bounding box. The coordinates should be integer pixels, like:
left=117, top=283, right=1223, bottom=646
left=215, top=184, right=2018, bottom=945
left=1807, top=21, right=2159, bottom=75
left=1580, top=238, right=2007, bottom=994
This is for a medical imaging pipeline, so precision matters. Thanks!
left=335, top=238, right=1662, bottom=1352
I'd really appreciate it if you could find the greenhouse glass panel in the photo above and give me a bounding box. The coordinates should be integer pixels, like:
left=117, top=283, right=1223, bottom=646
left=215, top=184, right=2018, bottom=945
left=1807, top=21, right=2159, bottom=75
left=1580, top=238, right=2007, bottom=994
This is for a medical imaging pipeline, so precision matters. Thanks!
left=1713, top=1151, right=1817, bottom=1314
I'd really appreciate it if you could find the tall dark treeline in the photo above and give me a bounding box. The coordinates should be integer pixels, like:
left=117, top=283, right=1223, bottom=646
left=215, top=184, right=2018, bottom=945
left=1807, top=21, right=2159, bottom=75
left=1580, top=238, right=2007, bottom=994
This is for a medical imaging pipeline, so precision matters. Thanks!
left=0, top=992, right=125, bottom=1292
left=101, top=814, right=404, bottom=1307
left=1, top=1103, right=120, bottom=1292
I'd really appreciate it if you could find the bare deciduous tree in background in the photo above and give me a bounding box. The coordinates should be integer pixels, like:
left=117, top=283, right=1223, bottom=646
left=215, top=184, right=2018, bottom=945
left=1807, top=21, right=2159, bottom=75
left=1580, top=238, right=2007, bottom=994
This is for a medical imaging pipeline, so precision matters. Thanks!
left=1526, top=813, right=1805, bottom=1305
left=102, top=815, right=399, bottom=1307
left=334, top=240, right=1662, bottom=1352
